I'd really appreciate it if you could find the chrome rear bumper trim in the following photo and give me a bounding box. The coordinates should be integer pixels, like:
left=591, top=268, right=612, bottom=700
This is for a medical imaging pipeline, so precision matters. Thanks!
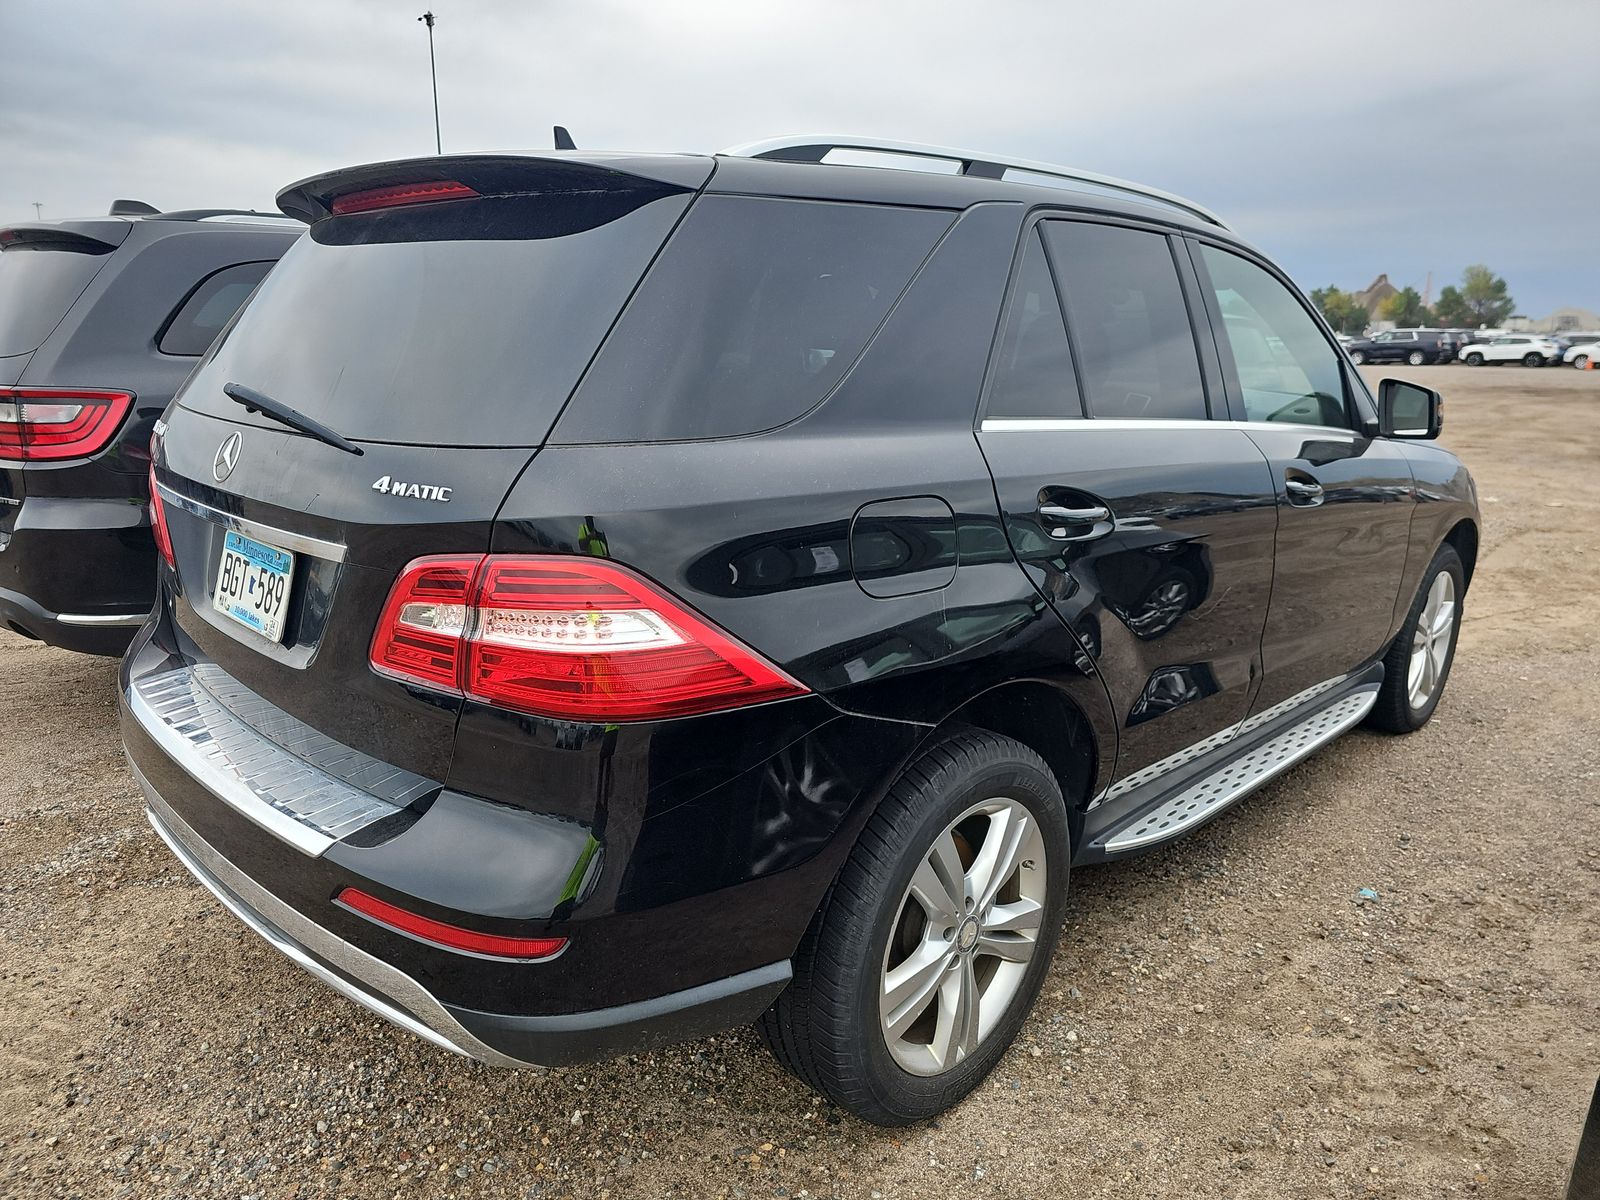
left=57, top=610, right=150, bottom=627
left=136, top=769, right=530, bottom=1069
left=127, top=664, right=431, bottom=856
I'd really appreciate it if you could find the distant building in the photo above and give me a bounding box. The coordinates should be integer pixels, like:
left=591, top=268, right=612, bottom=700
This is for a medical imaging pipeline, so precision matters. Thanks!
left=1352, top=274, right=1400, bottom=318
left=1505, top=307, right=1600, bottom=334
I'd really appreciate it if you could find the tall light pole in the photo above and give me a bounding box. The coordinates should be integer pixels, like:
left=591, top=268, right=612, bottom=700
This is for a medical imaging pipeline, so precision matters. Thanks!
left=32, top=203, right=43, bottom=220
left=418, top=11, right=441, bottom=155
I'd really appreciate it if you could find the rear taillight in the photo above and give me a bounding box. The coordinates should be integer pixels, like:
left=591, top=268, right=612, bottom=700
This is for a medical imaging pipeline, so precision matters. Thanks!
left=330, top=180, right=479, bottom=215
left=335, top=887, right=566, bottom=961
left=0, top=388, right=133, bottom=462
left=370, top=555, right=808, bottom=722
left=148, top=461, right=175, bottom=568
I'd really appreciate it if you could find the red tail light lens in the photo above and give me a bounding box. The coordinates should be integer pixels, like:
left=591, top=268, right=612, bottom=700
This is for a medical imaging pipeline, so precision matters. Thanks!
left=330, top=180, right=479, bottom=215
left=370, top=555, right=808, bottom=722
left=335, top=887, right=566, bottom=961
left=369, top=556, right=481, bottom=694
left=148, top=462, right=175, bottom=568
left=0, top=388, right=133, bottom=462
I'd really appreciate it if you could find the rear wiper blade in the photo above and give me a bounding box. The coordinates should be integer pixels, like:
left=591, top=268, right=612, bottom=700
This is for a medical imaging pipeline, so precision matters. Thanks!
left=222, top=382, right=363, bottom=457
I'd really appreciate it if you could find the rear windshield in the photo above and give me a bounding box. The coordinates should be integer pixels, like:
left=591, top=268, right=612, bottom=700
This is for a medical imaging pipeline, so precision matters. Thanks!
left=0, top=244, right=111, bottom=357
left=174, top=191, right=692, bottom=446
left=553, top=196, right=952, bottom=443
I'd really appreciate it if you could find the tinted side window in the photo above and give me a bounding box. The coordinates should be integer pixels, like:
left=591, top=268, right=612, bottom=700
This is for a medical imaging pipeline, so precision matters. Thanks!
left=158, top=261, right=274, bottom=356
left=1043, top=222, right=1206, bottom=420
left=1199, top=244, right=1349, bottom=428
left=556, top=196, right=951, bottom=443
left=984, top=230, right=1081, bottom=420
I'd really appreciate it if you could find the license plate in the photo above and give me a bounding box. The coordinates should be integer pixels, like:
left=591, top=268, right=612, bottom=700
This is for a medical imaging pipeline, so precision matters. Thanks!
left=212, top=530, right=295, bottom=642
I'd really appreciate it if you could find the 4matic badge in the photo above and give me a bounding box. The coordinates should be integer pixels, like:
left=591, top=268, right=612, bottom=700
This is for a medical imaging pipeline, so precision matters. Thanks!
left=371, top=475, right=453, bottom=503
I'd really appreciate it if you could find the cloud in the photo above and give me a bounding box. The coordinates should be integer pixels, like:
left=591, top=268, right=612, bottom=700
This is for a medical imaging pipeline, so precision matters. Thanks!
left=2, top=0, right=1595, bottom=313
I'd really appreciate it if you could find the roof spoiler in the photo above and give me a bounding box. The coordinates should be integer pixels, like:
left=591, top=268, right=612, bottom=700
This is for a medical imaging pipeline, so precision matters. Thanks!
left=276, top=153, right=712, bottom=223
left=0, top=225, right=121, bottom=254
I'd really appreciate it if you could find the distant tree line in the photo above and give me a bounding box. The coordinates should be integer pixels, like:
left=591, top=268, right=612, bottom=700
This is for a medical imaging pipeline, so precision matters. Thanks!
left=1311, top=265, right=1515, bottom=333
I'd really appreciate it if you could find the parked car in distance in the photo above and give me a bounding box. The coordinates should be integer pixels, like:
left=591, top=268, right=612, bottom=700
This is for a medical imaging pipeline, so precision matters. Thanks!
left=1562, top=339, right=1600, bottom=369
left=1459, top=334, right=1561, bottom=367
left=123, top=137, right=1478, bottom=1125
left=1344, top=328, right=1459, bottom=366
left=0, top=204, right=300, bottom=653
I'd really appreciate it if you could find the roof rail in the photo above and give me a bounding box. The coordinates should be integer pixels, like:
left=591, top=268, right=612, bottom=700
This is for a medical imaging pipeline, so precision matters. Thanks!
left=719, top=135, right=1229, bottom=230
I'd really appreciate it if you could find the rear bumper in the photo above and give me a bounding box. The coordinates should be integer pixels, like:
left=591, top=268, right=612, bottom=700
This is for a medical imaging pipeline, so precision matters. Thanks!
left=0, top=493, right=154, bottom=654
left=138, top=778, right=788, bottom=1067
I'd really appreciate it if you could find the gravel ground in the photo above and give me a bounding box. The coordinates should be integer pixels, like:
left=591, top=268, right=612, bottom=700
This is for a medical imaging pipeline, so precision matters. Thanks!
left=1, top=363, right=1597, bottom=1199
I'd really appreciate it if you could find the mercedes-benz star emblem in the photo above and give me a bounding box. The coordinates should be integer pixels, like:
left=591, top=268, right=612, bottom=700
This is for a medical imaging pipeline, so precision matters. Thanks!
left=213, top=432, right=242, bottom=482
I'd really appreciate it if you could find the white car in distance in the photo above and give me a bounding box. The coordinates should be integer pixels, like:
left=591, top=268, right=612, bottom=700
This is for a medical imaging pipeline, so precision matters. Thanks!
left=1459, top=335, right=1561, bottom=367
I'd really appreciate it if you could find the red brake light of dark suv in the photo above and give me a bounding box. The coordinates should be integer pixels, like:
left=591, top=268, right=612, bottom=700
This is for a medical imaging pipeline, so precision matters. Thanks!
left=0, top=388, right=133, bottom=462
left=370, top=555, right=809, bottom=722
left=148, top=460, right=175, bottom=568
left=329, top=180, right=479, bottom=215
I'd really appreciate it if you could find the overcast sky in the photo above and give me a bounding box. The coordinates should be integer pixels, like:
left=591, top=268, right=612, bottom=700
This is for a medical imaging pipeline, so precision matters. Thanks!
left=4, top=0, right=1596, bottom=316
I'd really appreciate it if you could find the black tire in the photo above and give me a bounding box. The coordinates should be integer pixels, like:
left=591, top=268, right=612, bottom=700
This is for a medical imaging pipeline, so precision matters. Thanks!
left=1366, top=543, right=1464, bottom=733
left=1407, top=350, right=1426, bottom=366
left=1465, top=352, right=1484, bottom=366
left=1574, top=354, right=1590, bottom=370
left=1350, top=349, right=1367, bottom=365
left=1523, top=353, right=1543, bottom=368
left=758, top=729, right=1070, bottom=1125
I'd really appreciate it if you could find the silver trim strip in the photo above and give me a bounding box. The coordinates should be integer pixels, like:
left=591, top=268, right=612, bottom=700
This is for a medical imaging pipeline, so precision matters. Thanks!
left=1090, top=673, right=1350, bottom=810
left=136, top=777, right=529, bottom=1069
left=155, top=482, right=347, bottom=563
left=57, top=610, right=150, bottom=627
left=979, top=417, right=1359, bottom=436
left=1104, top=685, right=1379, bottom=852
left=719, top=135, right=1230, bottom=229
left=127, top=665, right=430, bottom=857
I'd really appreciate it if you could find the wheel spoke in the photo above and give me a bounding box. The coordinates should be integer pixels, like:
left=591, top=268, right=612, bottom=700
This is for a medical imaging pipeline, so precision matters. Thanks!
left=984, top=895, right=1043, bottom=934
left=1430, top=599, right=1456, bottom=638
left=967, top=808, right=1031, bottom=913
left=975, top=929, right=1035, bottom=963
left=930, top=954, right=980, bottom=1069
left=908, top=831, right=965, bottom=923
left=882, top=941, right=951, bottom=1040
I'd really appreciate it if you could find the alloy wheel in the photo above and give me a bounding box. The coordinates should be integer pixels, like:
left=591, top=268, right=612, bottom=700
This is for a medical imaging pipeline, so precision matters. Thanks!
left=879, top=797, right=1047, bottom=1076
left=1407, top=571, right=1456, bottom=709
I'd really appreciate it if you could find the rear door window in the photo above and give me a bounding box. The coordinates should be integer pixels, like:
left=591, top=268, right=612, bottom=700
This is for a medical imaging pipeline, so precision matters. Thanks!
left=1042, top=222, right=1207, bottom=420
left=0, top=243, right=112, bottom=358
left=554, top=196, right=952, bottom=443
left=984, top=229, right=1081, bottom=420
left=158, top=260, right=275, bottom=357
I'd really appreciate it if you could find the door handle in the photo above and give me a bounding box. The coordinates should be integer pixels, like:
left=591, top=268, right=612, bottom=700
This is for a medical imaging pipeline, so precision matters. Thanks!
left=1284, top=478, right=1324, bottom=505
left=1038, top=503, right=1112, bottom=539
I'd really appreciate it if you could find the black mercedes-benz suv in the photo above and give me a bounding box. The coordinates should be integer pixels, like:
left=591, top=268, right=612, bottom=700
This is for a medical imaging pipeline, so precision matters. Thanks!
left=121, top=137, right=1479, bottom=1125
left=0, top=204, right=299, bottom=654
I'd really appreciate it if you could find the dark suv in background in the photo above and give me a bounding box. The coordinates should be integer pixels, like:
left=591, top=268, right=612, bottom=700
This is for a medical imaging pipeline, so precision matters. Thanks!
left=0, top=205, right=299, bottom=654
left=122, top=138, right=1478, bottom=1125
left=1345, top=328, right=1459, bottom=365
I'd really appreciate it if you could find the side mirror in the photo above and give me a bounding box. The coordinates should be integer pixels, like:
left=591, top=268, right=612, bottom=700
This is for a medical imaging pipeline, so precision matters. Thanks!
left=1378, top=378, right=1443, bottom=439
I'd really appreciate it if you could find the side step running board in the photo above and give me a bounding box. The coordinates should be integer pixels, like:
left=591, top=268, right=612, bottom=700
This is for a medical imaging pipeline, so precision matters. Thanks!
left=1103, top=684, right=1380, bottom=853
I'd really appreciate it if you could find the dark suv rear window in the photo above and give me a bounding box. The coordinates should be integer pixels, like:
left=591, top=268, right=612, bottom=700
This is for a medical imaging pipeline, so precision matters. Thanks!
left=158, top=260, right=275, bottom=357
left=174, top=192, right=693, bottom=446
left=553, top=196, right=952, bottom=443
left=0, top=244, right=111, bottom=358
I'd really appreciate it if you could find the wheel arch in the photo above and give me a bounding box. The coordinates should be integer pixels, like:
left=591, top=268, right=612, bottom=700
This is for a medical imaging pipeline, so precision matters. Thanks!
left=1443, top=517, right=1479, bottom=588
left=925, top=680, right=1101, bottom=845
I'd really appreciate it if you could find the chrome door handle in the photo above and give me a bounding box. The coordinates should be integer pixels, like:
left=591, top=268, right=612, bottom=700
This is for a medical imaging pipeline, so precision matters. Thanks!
left=1284, top=479, right=1324, bottom=504
left=1038, top=504, right=1111, bottom=539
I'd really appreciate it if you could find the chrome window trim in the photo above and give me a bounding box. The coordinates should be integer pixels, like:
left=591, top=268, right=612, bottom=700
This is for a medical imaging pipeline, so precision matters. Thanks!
left=155, top=482, right=347, bottom=562
left=980, top=417, right=1361, bottom=436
